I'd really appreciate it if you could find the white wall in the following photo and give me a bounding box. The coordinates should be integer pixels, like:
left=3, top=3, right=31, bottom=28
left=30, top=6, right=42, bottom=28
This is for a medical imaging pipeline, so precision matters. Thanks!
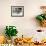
left=0, top=0, right=46, bottom=38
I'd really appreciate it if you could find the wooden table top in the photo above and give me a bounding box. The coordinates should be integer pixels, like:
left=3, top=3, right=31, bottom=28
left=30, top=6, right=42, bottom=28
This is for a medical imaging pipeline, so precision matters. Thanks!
left=14, top=43, right=46, bottom=46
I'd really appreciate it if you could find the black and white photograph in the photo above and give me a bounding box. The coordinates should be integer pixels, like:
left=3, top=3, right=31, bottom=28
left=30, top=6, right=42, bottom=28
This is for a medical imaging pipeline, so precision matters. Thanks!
left=11, top=6, right=24, bottom=17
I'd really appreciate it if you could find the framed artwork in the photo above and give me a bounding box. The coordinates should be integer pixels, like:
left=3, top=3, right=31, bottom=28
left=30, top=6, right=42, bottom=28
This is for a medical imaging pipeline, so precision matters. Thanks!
left=11, top=6, right=24, bottom=17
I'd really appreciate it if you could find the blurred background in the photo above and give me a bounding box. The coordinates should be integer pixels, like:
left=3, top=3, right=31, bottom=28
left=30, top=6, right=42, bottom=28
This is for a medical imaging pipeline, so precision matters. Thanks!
left=0, top=0, right=46, bottom=39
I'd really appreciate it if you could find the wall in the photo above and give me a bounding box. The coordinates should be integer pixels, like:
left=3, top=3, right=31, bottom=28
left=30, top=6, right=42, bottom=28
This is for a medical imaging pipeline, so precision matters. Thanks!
left=0, top=0, right=46, bottom=39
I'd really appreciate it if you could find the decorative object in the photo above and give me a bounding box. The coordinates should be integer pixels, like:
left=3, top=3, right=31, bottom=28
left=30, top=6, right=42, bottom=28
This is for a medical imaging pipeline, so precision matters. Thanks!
left=34, top=41, right=42, bottom=45
left=36, top=6, right=46, bottom=27
left=11, top=6, right=24, bottom=17
left=36, top=30, right=42, bottom=32
left=0, top=36, right=6, bottom=44
left=5, top=26, right=18, bottom=39
left=14, top=36, right=33, bottom=45
left=41, top=38, right=46, bottom=43
left=5, top=26, right=18, bottom=44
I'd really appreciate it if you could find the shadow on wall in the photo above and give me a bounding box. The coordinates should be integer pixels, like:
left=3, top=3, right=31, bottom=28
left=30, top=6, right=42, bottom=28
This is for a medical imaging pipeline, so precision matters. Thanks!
left=30, top=16, right=40, bottom=27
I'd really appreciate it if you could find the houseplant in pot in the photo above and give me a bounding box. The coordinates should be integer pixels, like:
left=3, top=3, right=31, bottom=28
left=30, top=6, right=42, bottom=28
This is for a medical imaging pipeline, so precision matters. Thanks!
left=5, top=26, right=18, bottom=44
left=36, top=6, right=46, bottom=27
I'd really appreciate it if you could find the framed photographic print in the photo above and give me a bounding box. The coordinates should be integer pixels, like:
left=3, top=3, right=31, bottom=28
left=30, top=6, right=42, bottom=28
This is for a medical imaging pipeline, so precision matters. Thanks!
left=11, top=6, right=24, bottom=17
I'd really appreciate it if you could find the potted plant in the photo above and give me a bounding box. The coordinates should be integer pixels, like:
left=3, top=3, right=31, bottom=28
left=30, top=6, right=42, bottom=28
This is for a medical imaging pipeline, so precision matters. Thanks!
left=36, top=6, right=46, bottom=27
left=5, top=26, right=18, bottom=43
left=36, top=14, right=46, bottom=27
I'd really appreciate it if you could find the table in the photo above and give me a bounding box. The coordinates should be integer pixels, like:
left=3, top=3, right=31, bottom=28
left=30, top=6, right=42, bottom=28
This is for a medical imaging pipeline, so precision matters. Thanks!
left=14, top=43, right=46, bottom=46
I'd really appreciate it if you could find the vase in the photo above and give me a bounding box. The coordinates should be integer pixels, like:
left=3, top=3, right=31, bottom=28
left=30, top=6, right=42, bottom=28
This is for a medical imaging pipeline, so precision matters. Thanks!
left=11, top=36, right=17, bottom=44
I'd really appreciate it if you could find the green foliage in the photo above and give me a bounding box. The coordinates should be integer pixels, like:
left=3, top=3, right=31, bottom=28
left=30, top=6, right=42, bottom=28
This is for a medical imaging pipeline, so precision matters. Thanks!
left=44, top=15, right=46, bottom=20
left=36, top=14, right=46, bottom=21
left=36, top=15, right=44, bottom=21
left=5, top=26, right=18, bottom=38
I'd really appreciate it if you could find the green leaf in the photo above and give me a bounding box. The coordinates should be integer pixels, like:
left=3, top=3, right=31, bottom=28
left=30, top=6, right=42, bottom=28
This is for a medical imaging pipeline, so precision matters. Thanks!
left=5, top=26, right=18, bottom=39
left=44, top=15, right=46, bottom=20
left=36, top=15, right=44, bottom=21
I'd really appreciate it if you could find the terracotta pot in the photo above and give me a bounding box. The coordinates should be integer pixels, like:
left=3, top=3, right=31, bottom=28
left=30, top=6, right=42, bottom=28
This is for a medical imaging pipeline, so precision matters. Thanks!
left=40, top=20, right=46, bottom=27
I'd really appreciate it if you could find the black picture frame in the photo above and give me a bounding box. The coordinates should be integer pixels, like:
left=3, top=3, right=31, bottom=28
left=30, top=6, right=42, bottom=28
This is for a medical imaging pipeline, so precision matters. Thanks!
left=11, top=6, right=24, bottom=17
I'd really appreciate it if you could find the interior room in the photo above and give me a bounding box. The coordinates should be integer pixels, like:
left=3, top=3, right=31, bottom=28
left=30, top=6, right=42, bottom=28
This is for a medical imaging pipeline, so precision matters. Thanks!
left=0, top=0, right=46, bottom=46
